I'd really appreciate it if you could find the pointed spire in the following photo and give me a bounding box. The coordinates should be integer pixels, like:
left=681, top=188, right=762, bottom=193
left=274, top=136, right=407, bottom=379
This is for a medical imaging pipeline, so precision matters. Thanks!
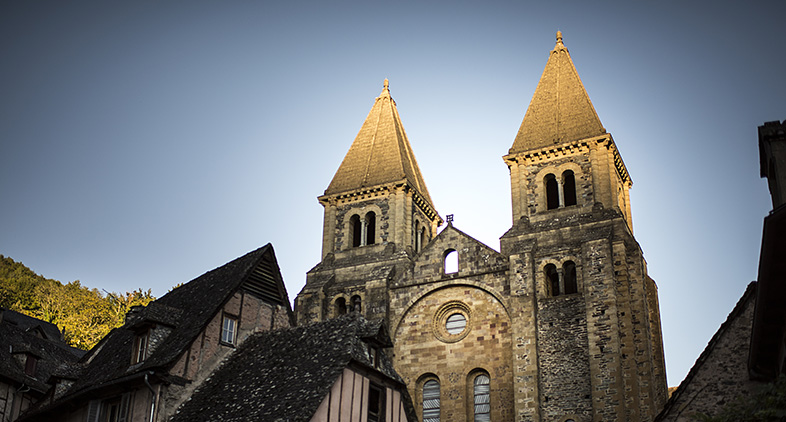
left=509, top=32, right=606, bottom=154
left=325, top=80, right=435, bottom=207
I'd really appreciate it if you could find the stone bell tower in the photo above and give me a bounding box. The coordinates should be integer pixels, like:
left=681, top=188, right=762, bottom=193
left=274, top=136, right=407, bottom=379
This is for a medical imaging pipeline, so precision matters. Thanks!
left=295, top=80, right=442, bottom=324
left=499, top=32, right=668, bottom=421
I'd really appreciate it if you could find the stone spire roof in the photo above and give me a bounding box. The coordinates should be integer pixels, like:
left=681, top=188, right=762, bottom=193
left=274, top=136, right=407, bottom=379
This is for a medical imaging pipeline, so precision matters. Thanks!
left=509, top=31, right=606, bottom=154
left=325, top=80, right=434, bottom=205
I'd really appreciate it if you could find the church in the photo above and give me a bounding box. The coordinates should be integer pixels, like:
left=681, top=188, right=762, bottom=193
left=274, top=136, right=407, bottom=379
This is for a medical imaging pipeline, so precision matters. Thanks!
left=295, top=32, right=668, bottom=422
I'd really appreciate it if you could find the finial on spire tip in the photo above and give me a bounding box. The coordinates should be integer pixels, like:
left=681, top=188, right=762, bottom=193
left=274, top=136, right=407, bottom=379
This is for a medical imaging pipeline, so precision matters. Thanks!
left=556, top=30, right=563, bottom=43
left=383, top=79, right=389, bottom=90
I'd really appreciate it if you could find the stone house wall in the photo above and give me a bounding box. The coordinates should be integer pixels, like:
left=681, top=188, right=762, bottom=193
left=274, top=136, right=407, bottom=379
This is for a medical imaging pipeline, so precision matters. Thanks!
left=656, top=285, right=759, bottom=422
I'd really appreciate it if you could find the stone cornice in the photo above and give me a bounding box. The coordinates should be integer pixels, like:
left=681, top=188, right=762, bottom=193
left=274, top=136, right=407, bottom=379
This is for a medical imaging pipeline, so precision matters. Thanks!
left=503, top=134, right=632, bottom=186
left=318, top=180, right=442, bottom=224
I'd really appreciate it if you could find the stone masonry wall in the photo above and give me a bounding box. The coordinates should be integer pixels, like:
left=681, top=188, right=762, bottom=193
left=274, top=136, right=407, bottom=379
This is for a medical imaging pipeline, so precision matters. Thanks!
left=537, top=294, right=592, bottom=421
left=582, top=237, right=626, bottom=421
left=393, top=285, right=513, bottom=422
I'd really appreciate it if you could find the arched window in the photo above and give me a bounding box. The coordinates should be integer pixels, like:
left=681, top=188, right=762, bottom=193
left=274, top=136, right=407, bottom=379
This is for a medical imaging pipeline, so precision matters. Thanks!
left=422, top=379, right=440, bottom=422
left=335, top=297, right=347, bottom=316
left=562, top=170, right=577, bottom=207
left=444, top=249, right=458, bottom=274
left=350, top=215, right=362, bottom=247
left=545, top=174, right=559, bottom=210
left=545, top=264, right=560, bottom=296
left=563, top=261, right=578, bottom=294
left=414, top=221, right=422, bottom=252
left=365, top=212, right=376, bottom=245
left=473, top=373, right=491, bottom=422
left=351, top=295, right=361, bottom=313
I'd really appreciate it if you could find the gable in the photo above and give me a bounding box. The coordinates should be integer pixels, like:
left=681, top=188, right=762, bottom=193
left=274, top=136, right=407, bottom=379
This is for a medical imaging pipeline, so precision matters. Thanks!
left=410, top=225, right=508, bottom=283
left=242, top=249, right=289, bottom=306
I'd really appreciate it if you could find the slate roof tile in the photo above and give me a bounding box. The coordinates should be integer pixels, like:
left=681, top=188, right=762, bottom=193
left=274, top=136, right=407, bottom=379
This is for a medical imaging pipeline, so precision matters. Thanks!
left=171, top=313, right=415, bottom=422
left=0, top=309, right=83, bottom=394
left=25, top=244, right=293, bottom=417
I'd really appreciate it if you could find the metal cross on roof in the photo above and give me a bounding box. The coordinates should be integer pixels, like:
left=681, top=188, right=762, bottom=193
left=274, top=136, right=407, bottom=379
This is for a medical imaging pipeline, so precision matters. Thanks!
left=446, top=214, right=454, bottom=223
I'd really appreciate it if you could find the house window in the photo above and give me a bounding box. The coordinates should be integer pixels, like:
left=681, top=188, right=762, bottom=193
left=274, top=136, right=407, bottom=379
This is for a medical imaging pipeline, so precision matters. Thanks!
left=563, top=261, right=578, bottom=294
left=423, top=379, right=440, bottom=422
left=444, top=250, right=458, bottom=274
left=368, top=383, right=386, bottom=422
left=545, top=264, right=560, bottom=296
left=562, top=170, right=577, bottom=206
left=105, top=398, right=121, bottom=422
left=473, top=373, right=491, bottom=422
left=24, top=354, right=37, bottom=376
left=545, top=174, right=559, bottom=210
left=221, top=315, right=237, bottom=345
left=101, top=393, right=131, bottom=422
left=368, top=345, right=379, bottom=368
left=132, top=331, right=149, bottom=364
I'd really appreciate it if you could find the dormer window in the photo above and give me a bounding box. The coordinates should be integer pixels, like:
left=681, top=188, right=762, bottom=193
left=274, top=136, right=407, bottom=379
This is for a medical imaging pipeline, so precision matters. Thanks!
left=132, top=330, right=149, bottom=364
left=367, top=344, right=379, bottom=368
left=221, top=314, right=237, bottom=346
left=24, top=354, right=37, bottom=376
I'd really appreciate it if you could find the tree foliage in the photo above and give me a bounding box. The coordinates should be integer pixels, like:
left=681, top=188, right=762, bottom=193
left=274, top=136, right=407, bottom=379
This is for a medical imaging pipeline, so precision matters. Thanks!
left=0, top=255, right=155, bottom=350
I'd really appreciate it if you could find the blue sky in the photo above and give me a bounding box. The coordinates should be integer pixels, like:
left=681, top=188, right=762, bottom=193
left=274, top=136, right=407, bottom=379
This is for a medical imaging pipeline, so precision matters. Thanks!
left=2, top=0, right=784, bottom=388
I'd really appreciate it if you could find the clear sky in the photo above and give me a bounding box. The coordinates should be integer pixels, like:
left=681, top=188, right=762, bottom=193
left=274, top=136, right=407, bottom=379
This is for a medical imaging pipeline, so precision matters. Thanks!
left=2, top=0, right=784, bottom=388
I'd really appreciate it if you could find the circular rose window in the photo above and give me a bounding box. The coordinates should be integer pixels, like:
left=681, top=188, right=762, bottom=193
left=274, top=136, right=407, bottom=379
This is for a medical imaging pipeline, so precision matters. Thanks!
left=433, top=301, right=471, bottom=343
left=446, top=313, right=467, bottom=334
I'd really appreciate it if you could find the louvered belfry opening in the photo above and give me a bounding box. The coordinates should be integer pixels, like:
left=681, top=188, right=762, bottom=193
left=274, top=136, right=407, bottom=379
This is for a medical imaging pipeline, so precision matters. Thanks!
left=243, top=255, right=283, bottom=305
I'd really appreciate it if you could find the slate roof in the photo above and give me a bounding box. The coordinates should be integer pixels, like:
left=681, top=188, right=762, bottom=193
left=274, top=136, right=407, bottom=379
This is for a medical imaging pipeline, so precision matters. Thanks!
left=22, top=244, right=293, bottom=419
left=171, top=313, right=416, bottom=422
left=510, top=31, right=606, bottom=154
left=324, top=80, right=435, bottom=209
left=0, top=308, right=84, bottom=394
left=1, top=307, right=63, bottom=341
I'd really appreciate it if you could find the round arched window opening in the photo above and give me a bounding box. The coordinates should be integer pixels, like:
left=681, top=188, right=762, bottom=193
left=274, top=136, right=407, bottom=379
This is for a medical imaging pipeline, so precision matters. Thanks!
left=433, top=301, right=472, bottom=343
left=446, top=313, right=467, bottom=335
left=444, top=249, right=458, bottom=275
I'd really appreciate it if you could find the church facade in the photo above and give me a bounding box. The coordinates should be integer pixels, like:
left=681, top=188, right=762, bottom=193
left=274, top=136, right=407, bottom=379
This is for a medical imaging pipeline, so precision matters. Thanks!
left=295, top=33, right=668, bottom=422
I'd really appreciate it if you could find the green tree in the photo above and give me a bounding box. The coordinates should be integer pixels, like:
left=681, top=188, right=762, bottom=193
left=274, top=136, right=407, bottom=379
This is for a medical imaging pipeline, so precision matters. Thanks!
left=105, top=289, right=155, bottom=327
left=1, top=255, right=157, bottom=350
